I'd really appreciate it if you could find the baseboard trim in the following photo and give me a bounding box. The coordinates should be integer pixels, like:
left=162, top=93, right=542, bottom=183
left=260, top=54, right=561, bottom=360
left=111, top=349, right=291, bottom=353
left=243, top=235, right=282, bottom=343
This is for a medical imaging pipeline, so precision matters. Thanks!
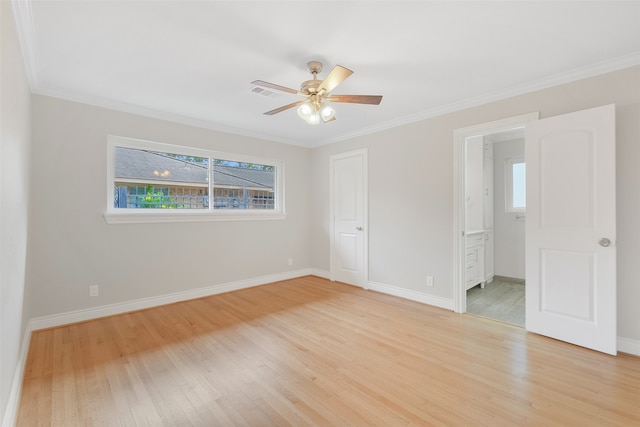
left=493, top=275, right=525, bottom=284
left=368, top=281, right=454, bottom=311
left=1, top=326, right=32, bottom=427
left=617, top=336, right=640, bottom=357
left=307, top=268, right=330, bottom=280
left=30, top=269, right=317, bottom=331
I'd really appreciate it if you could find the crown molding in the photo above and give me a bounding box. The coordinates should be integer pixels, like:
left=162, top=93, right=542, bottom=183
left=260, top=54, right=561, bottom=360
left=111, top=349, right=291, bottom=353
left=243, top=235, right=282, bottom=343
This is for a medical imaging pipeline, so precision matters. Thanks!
left=320, top=52, right=640, bottom=146
left=32, top=85, right=313, bottom=148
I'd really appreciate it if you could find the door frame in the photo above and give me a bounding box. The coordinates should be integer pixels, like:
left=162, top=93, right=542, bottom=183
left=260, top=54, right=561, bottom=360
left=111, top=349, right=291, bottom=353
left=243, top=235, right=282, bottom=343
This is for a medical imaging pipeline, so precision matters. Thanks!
left=453, top=112, right=539, bottom=313
left=329, top=148, right=369, bottom=288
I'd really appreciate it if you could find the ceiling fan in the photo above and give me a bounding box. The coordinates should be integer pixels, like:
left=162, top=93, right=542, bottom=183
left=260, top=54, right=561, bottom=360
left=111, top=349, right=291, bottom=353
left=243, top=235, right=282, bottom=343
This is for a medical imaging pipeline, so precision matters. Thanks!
left=252, top=61, right=383, bottom=125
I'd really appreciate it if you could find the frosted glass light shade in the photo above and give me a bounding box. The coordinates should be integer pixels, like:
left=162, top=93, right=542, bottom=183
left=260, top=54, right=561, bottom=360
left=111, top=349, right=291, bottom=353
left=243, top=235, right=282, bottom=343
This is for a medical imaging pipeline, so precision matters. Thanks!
left=307, top=111, right=321, bottom=125
left=297, top=102, right=313, bottom=120
left=319, top=104, right=335, bottom=121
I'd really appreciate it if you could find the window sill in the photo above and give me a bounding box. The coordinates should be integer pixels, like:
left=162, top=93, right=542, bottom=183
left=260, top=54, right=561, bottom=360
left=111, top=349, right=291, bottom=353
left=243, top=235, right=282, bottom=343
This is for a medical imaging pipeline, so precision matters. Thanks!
left=104, top=210, right=287, bottom=224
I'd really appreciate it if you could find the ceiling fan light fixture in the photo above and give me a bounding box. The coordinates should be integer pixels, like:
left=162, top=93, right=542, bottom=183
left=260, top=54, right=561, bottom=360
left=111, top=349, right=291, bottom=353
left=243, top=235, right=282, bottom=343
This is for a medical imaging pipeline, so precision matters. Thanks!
left=254, top=61, right=382, bottom=124
left=319, top=103, right=335, bottom=121
left=297, top=101, right=313, bottom=120
left=307, top=111, right=321, bottom=125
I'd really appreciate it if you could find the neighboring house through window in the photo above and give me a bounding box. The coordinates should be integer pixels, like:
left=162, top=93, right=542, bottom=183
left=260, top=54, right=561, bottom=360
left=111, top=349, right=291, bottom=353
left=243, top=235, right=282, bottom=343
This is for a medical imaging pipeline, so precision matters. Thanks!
left=106, top=135, right=284, bottom=223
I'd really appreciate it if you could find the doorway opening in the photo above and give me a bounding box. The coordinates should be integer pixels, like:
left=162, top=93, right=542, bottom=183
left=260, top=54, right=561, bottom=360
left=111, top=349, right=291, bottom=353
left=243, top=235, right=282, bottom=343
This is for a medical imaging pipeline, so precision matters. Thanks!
left=464, top=129, right=526, bottom=326
left=452, top=113, right=539, bottom=323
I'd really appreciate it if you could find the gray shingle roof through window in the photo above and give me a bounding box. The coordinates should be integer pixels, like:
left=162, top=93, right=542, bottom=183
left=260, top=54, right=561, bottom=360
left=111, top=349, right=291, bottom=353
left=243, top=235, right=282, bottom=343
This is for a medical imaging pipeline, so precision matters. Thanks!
left=115, top=147, right=274, bottom=188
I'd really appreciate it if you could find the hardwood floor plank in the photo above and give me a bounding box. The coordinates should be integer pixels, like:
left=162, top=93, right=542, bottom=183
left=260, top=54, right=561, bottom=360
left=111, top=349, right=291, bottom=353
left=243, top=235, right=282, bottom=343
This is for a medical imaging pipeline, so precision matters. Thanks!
left=17, top=276, right=640, bottom=426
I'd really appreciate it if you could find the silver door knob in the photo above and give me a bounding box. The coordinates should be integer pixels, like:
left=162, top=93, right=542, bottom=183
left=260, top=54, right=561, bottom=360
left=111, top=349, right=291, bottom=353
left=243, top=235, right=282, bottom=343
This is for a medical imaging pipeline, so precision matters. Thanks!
left=356, top=226, right=363, bottom=231
left=599, top=238, right=611, bottom=247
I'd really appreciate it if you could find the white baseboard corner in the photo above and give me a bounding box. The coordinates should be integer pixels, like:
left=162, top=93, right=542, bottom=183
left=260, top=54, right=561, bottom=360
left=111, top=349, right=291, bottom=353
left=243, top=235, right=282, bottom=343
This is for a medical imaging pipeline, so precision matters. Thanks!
left=30, top=268, right=318, bottom=331
left=617, top=336, right=640, bottom=357
left=308, top=268, right=330, bottom=280
left=367, top=280, right=454, bottom=311
left=1, top=326, right=32, bottom=427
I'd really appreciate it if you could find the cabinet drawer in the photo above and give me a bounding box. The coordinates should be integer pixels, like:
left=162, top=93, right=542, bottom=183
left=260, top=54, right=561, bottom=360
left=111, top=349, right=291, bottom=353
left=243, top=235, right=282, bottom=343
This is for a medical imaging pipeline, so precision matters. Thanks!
left=465, top=263, right=477, bottom=277
left=466, top=233, right=484, bottom=246
left=466, top=249, right=478, bottom=263
left=465, top=263, right=480, bottom=289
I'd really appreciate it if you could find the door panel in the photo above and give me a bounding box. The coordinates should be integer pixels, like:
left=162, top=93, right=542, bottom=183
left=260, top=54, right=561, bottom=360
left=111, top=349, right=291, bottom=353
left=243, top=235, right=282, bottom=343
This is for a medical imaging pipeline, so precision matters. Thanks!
left=539, top=130, right=593, bottom=227
left=525, top=104, right=616, bottom=355
left=338, top=168, right=357, bottom=220
left=540, top=249, right=593, bottom=319
left=331, top=150, right=367, bottom=287
left=338, top=233, right=358, bottom=271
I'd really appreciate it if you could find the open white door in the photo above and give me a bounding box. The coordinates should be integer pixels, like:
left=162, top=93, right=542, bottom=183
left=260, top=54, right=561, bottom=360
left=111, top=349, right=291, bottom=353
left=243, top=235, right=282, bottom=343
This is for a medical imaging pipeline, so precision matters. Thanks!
left=525, top=104, right=616, bottom=355
left=330, top=150, right=368, bottom=288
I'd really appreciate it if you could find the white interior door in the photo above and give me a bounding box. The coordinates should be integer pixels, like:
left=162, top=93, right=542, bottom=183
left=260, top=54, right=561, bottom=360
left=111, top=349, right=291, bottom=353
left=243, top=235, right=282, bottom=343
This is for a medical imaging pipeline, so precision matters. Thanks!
left=525, top=104, right=616, bottom=355
left=330, top=150, right=367, bottom=287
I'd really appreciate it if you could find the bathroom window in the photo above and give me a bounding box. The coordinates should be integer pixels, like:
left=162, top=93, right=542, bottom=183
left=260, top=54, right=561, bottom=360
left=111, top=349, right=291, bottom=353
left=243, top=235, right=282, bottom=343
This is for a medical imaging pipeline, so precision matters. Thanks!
left=506, top=158, right=525, bottom=213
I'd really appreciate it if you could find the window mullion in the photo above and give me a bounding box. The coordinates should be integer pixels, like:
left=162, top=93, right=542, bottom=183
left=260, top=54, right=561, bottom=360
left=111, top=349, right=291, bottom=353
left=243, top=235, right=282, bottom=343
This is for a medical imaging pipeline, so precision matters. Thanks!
left=209, top=156, right=214, bottom=212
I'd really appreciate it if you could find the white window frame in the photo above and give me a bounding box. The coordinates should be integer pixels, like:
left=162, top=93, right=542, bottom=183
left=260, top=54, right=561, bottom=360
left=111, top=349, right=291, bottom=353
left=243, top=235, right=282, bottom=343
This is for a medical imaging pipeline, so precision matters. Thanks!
left=505, top=157, right=525, bottom=213
left=105, top=135, right=285, bottom=224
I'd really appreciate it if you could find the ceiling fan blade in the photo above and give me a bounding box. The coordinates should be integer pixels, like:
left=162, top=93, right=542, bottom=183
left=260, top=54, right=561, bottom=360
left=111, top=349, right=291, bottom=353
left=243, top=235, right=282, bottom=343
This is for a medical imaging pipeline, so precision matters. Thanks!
left=322, top=115, right=337, bottom=123
left=263, top=101, right=304, bottom=115
left=252, top=80, right=299, bottom=95
left=317, top=65, right=353, bottom=95
left=326, top=95, right=383, bottom=105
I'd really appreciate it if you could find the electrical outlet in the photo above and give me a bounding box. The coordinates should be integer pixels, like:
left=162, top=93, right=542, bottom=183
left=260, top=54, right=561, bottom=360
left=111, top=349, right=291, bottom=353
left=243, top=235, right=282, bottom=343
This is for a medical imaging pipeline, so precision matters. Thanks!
left=89, top=285, right=99, bottom=297
left=288, top=257, right=293, bottom=266
left=426, top=276, right=434, bottom=287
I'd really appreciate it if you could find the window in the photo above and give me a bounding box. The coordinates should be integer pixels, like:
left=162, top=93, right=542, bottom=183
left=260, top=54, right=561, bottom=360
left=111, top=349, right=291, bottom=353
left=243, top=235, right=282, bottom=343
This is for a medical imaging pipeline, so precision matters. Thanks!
left=106, top=136, right=284, bottom=223
left=506, top=158, right=525, bottom=213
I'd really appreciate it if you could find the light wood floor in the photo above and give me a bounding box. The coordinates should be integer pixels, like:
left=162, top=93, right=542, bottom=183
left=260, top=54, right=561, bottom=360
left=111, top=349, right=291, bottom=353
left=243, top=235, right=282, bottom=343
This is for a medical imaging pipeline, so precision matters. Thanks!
left=467, top=279, right=525, bottom=326
left=17, top=276, right=640, bottom=426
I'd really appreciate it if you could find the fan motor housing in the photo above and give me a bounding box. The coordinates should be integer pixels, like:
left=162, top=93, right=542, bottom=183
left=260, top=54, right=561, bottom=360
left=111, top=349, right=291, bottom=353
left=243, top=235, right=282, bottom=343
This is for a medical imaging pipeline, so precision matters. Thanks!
left=301, top=79, right=321, bottom=95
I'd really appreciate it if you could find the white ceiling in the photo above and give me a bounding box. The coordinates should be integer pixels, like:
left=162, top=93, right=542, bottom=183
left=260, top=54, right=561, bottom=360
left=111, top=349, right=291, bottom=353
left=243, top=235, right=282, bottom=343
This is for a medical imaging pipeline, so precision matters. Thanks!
left=13, top=1, right=640, bottom=148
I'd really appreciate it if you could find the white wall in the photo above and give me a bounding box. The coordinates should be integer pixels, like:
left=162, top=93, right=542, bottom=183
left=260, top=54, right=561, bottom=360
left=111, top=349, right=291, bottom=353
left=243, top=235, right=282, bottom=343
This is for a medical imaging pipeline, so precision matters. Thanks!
left=0, top=1, right=32, bottom=423
left=310, top=65, right=640, bottom=345
left=493, top=139, right=525, bottom=279
left=311, top=121, right=455, bottom=301
left=28, top=95, right=311, bottom=318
